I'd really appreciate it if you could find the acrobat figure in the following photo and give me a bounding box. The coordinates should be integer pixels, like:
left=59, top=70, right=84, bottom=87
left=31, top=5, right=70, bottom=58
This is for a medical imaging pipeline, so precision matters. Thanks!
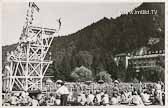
left=57, top=18, right=62, bottom=30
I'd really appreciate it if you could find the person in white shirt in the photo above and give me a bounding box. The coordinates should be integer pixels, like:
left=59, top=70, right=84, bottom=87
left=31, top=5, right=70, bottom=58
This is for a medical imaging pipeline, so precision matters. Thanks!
left=39, top=95, right=46, bottom=106
left=102, top=92, right=109, bottom=106
left=113, top=80, right=120, bottom=96
left=47, top=93, right=56, bottom=106
left=21, top=91, right=26, bottom=98
left=140, top=91, right=151, bottom=105
left=129, top=91, right=144, bottom=106
left=95, top=91, right=101, bottom=105
left=111, top=93, right=119, bottom=105
left=87, top=91, right=95, bottom=105
left=78, top=91, right=86, bottom=105
left=120, top=91, right=128, bottom=104
left=154, top=81, right=163, bottom=105
left=56, top=80, right=69, bottom=106
left=55, top=95, right=61, bottom=105
left=31, top=95, right=39, bottom=106
left=67, top=91, right=73, bottom=102
left=100, top=91, right=104, bottom=96
left=9, top=93, right=18, bottom=106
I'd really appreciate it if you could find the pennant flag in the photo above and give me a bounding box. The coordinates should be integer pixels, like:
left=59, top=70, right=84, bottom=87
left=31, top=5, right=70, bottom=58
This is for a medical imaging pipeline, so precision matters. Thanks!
left=29, top=2, right=40, bottom=12
left=32, top=2, right=40, bottom=12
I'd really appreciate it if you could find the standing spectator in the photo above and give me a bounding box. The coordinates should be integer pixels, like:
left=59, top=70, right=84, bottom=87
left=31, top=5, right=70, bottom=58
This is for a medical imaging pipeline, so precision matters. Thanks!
left=162, top=92, right=165, bottom=105
left=56, top=80, right=70, bottom=106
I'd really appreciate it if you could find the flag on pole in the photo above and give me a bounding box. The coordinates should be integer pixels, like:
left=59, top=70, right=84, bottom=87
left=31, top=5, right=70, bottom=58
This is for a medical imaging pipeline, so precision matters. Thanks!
left=29, top=2, right=40, bottom=12
left=32, top=2, right=40, bottom=12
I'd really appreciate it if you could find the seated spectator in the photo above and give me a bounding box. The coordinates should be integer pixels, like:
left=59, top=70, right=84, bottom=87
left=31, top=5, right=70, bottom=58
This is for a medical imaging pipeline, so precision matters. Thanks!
left=17, top=93, right=25, bottom=106
left=100, top=90, right=104, bottom=96
left=153, top=89, right=163, bottom=105
left=9, top=93, right=18, bottom=106
left=31, top=95, right=39, bottom=106
left=86, top=91, right=95, bottom=106
left=39, top=95, right=47, bottom=106
left=140, top=91, right=151, bottom=105
left=4, top=93, right=11, bottom=103
left=3, top=102, right=11, bottom=106
left=120, top=91, right=129, bottom=104
left=2, top=94, right=10, bottom=106
left=153, top=81, right=163, bottom=105
left=72, top=89, right=79, bottom=103
left=95, top=91, right=101, bottom=105
left=47, top=93, right=56, bottom=106
left=129, top=91, right=144, bottom=106
left=101, top=91, right=109, bottom=106
left=110, top=93, right=119, bottom=105
left=26, top=94, right=33, bottom=106
left=67, top=91, right=73, bottom=102
left=78, top=91, right=86, bottom=106
left=55, top=95, right=61, bottom=105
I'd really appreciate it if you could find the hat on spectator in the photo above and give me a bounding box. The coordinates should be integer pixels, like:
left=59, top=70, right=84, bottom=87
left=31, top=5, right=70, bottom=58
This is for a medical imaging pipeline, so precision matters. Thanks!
left=56, top=80, right=63, bottom=84
left=114, top=80, right=119, bottom=84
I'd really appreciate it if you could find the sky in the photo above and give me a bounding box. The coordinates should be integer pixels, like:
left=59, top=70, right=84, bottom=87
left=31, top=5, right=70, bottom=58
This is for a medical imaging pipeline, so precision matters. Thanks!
left=1, top=1, right=142, bottom=45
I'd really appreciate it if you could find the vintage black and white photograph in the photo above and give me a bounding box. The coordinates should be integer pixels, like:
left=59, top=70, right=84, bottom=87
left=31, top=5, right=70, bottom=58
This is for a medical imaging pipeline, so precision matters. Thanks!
left=1, top=0, right=165, bottom=106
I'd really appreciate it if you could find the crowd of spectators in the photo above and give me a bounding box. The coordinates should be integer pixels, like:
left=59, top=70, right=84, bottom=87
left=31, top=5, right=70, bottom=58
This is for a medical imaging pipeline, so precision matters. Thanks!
left=2, top=80, right=165, bottom=106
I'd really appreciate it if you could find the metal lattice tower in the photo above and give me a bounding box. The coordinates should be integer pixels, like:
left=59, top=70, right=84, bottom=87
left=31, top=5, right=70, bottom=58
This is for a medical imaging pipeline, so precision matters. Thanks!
left=3, top=2, right=60, bottom=92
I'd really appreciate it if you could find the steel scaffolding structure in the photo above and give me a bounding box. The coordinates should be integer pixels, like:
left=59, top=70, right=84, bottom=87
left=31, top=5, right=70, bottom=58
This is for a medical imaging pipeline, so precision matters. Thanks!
left=2, top=2, right=60, bottom=92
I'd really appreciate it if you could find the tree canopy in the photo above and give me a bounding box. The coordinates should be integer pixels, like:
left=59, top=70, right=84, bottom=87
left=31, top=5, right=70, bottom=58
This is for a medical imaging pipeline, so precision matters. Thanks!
left=96, top=71, right=112, bottom=83
left=71, top=66, right=93, bottom=81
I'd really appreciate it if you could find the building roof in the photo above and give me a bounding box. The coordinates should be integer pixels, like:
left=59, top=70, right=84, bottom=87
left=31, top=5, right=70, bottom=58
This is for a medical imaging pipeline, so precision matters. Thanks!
left=115, top=53, right=128, bottom=57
